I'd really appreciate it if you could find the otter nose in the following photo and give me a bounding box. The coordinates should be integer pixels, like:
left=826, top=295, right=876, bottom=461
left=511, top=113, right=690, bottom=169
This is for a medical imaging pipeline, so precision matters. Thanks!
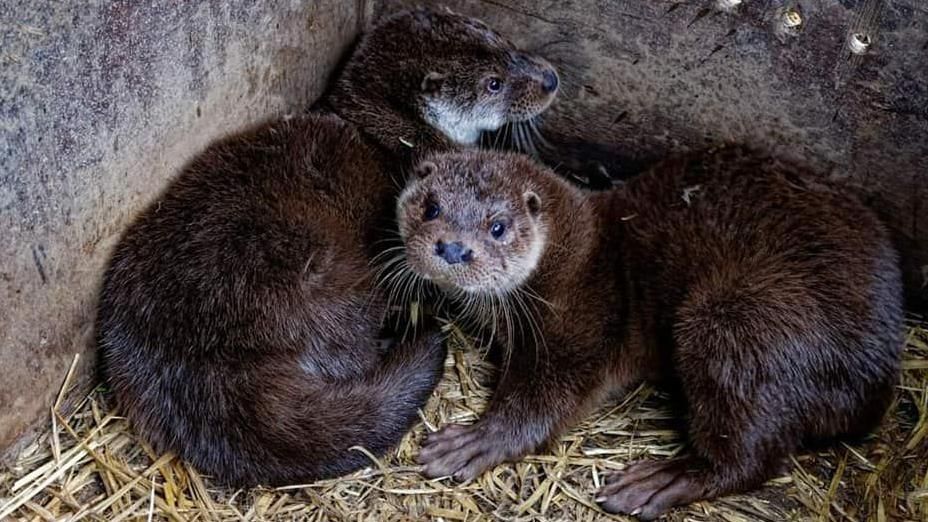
left=541, top=69, right=559, bottom=93
left=434, top=241, right=473, bottom=265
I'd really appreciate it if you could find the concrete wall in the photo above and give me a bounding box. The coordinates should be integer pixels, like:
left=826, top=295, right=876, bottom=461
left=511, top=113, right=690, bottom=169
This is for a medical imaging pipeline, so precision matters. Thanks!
left=0, top=0, right=366, bottom=457
left=379, top=0, right=928, bottom=306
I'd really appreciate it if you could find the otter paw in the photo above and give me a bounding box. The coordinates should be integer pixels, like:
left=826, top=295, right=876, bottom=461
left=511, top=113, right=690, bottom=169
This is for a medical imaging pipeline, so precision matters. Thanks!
left=595, top=459, right=706, bottom=521
left=417, top=423, right=511, bottom=482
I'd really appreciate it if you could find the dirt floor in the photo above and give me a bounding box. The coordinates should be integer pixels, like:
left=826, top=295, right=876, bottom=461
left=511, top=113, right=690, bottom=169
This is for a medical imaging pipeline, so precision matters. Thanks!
left=1, top=318, right=926, bottom=521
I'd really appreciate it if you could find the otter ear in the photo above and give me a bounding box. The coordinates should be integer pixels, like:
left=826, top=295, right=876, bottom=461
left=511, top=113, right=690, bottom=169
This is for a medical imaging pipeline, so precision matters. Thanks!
left=421, top=72, right=446, bottom=94
left=414, top=161, right=437, bottom=179
left=524, top=191, right=542, bottom=216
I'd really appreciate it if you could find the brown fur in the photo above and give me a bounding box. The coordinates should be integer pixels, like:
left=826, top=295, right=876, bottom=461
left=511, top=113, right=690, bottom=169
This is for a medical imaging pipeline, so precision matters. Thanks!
left=326, top=8, right=558, bottom=155
left=396, top=147, right=903, bottom=519
left=97, top=8, right=558, bottom=487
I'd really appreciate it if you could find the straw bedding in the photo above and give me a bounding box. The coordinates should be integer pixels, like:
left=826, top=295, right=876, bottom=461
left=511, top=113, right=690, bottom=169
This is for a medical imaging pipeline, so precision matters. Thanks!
left=1, top=318, right=926, bottom=521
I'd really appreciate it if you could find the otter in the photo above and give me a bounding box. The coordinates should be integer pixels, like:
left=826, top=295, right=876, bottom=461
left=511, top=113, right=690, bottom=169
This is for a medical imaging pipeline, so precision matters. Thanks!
left=395, top=148, right=903, bottom=520
left=97, top=8, right=559, bottom=487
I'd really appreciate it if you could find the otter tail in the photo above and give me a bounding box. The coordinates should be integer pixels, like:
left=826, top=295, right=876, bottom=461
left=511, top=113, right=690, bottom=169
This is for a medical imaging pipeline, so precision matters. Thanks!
left=207, top=331, right=448, bottom=487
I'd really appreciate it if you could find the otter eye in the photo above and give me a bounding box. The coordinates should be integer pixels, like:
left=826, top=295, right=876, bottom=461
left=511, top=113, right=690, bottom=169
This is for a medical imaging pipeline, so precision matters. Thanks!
left=424, top=202, right=441, bottom=221
left=487, top=77, right=503, bottom=93
left=490, top=220, right=506, bottom=239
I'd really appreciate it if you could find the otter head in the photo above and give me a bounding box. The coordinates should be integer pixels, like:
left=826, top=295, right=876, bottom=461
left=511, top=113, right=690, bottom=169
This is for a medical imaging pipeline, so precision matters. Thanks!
left=397, top=151, right=549, bottom=295
left=343, top=8, right=559, bottom=147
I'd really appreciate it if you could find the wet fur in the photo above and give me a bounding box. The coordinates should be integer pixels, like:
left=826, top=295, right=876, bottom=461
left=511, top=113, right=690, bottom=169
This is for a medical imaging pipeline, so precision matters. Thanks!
left=398, top=147, right=903, bottom=519
left=97, top=9, right=557, bottom=487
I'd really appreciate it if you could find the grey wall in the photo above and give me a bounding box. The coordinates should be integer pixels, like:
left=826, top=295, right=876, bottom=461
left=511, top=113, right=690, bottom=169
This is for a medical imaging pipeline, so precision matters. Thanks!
left=378, top=0, right=928, bottom=306
left=0, top=0, right=366, bottom=456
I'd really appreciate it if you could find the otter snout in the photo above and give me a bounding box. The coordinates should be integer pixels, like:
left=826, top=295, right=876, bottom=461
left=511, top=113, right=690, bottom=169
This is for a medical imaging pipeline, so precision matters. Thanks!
left=435, top=240, right=474, bottom=265
left=511, top=52, right=559, bottom=93
left=498, top=53, right=559, bottom=123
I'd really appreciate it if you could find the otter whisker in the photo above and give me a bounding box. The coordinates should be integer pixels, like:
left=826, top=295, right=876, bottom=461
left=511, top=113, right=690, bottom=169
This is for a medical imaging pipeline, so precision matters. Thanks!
left=517, top=122, right=536, bottom=156
left=485, top=127, right=503, bottom=151
left=399, top=273, right=419, bottom=340
left=414, top=275, right=426, bottom=327
left=372, top=255, right=407, bottom=285
left=491, top=292, right=515, bottom=378
left=522, top=122, right=536, bottom=156
left=399, top=268, right=418, bottom=313
left=507, top=294, right=521, bottom=362
left=528, top=117, right=553, bottom=152
left=517, top=288, right=549, bottom=368
left=528, top=123, right=541, bottom=156
left=510, top=122, right=522, bottom=153
left=370, top=253, right=404, bottom=290
left=502, top=290, right=524, bottom=355
left=371, top=258, right=403, bottom=277
left=434, top=292, right=449, bottom=317
left=452, top=289, right=483, bottom=340
left=529, top=118, right=553, bottom=152
left=378, top=258, right=414, bottom=312
left=388, top=170, right=410, bottom=192
left=489, top=294, right=500, bottom=354
left=369, top=245, right=408, bottom=266
left=508, top=289, right=535, bottom=369
left=520, top=123, right=533, bottom=155
left=381, top=268, right=407, bottom=312
left=522, top=283, right=560, bottom=317
left=365, top=259, right=401, bottom=316
left=498, top=290, right=517, bottom=368
left=496, top=125, right=508, bottom=150
left=394, top=273, right=419, bottom=333
left=397, top=271, right=423, bottom=326
left=467, top=294, right=490, bottom=342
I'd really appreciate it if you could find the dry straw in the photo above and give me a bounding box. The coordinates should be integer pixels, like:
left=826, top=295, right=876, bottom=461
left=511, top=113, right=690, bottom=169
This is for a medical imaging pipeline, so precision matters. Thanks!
left=2, top=319, right=927, bottom=521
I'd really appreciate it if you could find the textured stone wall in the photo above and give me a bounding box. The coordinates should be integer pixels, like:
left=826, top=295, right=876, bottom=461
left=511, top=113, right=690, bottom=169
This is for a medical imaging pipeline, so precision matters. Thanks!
left=0, top=0, right=366, bottom=456
left=379, top=0, right=928, bottom=306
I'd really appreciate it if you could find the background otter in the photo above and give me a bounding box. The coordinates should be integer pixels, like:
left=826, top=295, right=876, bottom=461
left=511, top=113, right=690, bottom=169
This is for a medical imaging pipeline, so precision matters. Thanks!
left=97, top=8, right=558, bottom=487
left=395, top=148, right=903, bottom=519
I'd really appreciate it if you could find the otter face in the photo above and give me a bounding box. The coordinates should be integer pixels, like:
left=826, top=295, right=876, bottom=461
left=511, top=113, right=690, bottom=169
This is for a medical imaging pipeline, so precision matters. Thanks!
left=419, top=48, right=559, bottom=145
left=397, top=152, right=548, bottom=295
left=365, top=9, right=559, bottom=145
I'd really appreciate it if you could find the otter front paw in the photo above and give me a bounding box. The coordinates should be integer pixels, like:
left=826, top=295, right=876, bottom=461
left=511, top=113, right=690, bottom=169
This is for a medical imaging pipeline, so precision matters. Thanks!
left=418, top=423, right=519, bottom=482
left=595, top=458, right=707, bottom=521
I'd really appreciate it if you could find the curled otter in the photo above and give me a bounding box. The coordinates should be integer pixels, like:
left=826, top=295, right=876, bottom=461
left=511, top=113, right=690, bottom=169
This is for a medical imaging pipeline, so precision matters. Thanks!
left=395, top=148, right=903, bottom=519
left=97, top=9, right=558, bottom=487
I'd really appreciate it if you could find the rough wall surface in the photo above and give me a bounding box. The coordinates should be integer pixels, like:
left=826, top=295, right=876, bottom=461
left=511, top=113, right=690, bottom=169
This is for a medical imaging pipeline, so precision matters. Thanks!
left=0, top=0, right=364, bottom=457
left=379, top=0, right=928, bottom=306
